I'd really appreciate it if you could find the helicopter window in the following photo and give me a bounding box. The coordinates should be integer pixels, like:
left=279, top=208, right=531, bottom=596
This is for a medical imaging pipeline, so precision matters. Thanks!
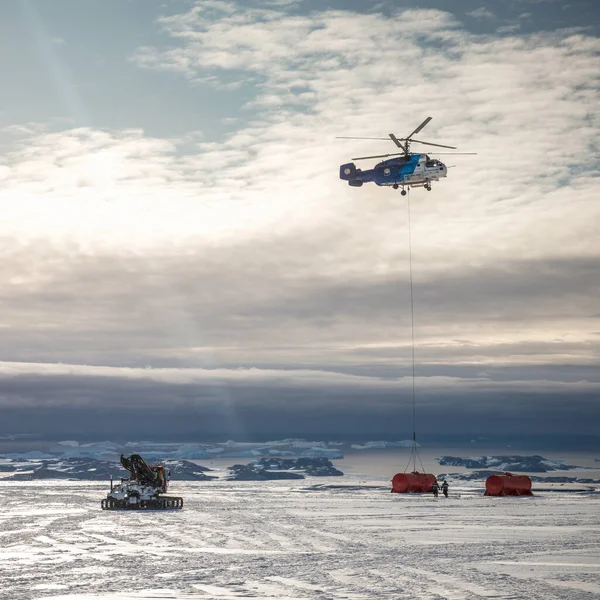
left=425, top=160, right=435, bottom=167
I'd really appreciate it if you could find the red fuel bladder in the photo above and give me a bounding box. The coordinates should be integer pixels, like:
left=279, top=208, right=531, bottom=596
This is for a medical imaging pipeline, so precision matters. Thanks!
left=391, top=471, right=437, bottom=493
left=485, top=472, right=533, bottom=496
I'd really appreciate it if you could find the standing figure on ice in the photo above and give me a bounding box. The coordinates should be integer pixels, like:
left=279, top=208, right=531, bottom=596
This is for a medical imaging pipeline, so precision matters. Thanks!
left=441, top=480, right=449, bottom=498
left=431, top=480, right=439, bottom=498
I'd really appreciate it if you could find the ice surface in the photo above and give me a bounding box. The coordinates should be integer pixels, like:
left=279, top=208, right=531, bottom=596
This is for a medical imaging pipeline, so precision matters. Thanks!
left=1, top=475, right=599, bottom=599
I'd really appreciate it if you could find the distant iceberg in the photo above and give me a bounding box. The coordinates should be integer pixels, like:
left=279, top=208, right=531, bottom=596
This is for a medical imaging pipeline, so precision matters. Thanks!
left=351, top=440, right=418, bottom=450
left=50, top=441, right=121, bottom=460
left=437, top=455, right=584, bottom=473
left=220, top=450, right=264, bottom=458
left=223, top=440, right=259, bottom=449
left=1, top=438, right=384, bottom=463
left=2, top=457, right=215, bottom=481
left=300, top=448, right=344, bottom=459
left=263, top=439, right=328, bottom=449
left=0, top=451, right=56, bottom=460
left=172, top=450, right=212, bottom=459
left=170, top=444, right=213, bottom=459
left=267, top=449, right=295, bottom=456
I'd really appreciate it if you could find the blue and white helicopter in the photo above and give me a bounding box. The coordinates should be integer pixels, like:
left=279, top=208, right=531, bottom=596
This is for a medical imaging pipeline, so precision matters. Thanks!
left=338, top=117, right=475, bottom=195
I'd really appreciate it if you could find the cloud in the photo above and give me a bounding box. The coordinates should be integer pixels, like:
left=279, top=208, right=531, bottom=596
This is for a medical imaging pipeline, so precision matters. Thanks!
left=497, top=25, right=521, bottom=34
left=1, top=359, right=599, bottom=441
left=1, top=3, right=599, bottom=440
left=1, top=234, right=598, bottom=367
left=467, top=8, right=496, bottom=20
left=2, top=360, right=598, bottom=397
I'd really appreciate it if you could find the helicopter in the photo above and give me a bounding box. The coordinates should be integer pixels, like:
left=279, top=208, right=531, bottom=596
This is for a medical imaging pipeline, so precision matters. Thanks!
left=337, top=117, right=475, bottom=195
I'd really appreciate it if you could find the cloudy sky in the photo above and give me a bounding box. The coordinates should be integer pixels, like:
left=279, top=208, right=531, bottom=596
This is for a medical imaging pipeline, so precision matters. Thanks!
left=0, top=0, right=598, bottom=445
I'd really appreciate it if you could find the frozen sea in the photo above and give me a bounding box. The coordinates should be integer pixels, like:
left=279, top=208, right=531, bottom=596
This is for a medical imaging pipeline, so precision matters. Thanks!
left=1, top=451, right=599, bottom=600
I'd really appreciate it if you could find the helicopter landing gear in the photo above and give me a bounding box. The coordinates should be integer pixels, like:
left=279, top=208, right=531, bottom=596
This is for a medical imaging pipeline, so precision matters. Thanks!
left=393, top=184, right=398, bottom=190
left=401, top=189, right=407, bottom=196
left=425, top=183, right=432, bottom=191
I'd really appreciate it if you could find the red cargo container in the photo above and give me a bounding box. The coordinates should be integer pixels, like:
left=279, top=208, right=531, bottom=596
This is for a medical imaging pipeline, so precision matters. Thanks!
left=391, top=471, right=437, bottom=493
left=485, top=472, right=533, bottom=496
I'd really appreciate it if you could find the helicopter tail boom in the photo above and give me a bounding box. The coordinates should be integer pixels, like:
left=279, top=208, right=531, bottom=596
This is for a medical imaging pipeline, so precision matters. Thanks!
left=340, top=162, right=376, bottom=187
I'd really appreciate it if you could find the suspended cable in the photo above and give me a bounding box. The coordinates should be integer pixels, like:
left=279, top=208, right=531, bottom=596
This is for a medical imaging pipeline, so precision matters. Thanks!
left=403, top=188, right=425, bottom=474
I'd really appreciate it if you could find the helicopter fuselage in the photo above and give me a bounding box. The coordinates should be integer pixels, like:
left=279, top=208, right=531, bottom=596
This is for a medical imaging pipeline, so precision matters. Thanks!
left=339, top=153, right=447, bottom=190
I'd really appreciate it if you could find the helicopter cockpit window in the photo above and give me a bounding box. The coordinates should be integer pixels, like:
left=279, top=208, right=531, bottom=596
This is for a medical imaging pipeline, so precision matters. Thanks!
left=425, top=160, right=435, bottom=167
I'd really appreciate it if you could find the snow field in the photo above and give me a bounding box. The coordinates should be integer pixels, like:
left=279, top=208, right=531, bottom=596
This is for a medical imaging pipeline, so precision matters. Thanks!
left=0, top=478, right=599, bottom=599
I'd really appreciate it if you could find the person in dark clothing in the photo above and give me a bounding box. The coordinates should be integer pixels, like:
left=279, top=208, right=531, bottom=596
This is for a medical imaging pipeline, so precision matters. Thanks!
left=441, top=480, right=449, bottom=497
left=431, top=481, right=439, bottom=498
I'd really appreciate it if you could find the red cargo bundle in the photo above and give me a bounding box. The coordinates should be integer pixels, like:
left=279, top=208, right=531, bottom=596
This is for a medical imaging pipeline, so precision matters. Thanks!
left=391, top=471, right=437, bottom=493
left=485, top=472, right=533, bottom=496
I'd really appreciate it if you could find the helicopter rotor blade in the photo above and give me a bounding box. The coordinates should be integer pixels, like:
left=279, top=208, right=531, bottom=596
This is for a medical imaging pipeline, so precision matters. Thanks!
left=405, top=116, right=433, bottom=140
left=389, top=133, right=404, bottom=148
left=350, top=151, right=477, bottom=160
left=335, top=136, right=391, bottom=140
left=406, top=138, right=457, bottom=149
left=351, top=152, right=407, bottom=161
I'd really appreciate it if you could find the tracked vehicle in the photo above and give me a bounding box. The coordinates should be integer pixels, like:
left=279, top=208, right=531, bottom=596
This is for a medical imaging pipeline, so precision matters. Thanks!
left=101, top=453, right=183, bottom=510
